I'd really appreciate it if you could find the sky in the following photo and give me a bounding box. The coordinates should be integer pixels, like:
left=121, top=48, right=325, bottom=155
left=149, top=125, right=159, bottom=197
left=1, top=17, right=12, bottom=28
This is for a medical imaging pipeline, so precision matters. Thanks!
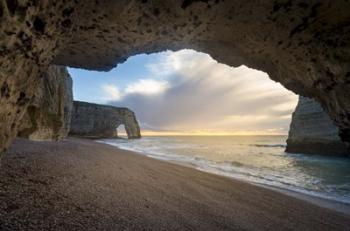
left=68, top=49, right=298, bottom=135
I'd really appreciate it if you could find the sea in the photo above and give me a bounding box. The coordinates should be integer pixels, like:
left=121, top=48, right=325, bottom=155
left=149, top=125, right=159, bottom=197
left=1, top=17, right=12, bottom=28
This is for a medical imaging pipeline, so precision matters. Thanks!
left=98, top=135, right=350, bottom=204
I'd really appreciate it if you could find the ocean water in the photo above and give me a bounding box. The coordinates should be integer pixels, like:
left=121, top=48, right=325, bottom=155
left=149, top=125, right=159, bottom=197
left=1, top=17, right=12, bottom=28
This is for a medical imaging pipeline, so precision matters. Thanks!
left=98, top=136, right=350, bottom=204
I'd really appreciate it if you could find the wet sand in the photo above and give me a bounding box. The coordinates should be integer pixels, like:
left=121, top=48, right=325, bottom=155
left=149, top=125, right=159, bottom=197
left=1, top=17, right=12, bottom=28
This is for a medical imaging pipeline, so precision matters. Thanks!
left=0, top=138, right=349, bottom=230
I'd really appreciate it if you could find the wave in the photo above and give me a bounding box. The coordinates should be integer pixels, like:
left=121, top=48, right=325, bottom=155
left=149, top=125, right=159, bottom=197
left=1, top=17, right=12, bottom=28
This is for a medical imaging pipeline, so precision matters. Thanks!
left=251, top=144, right=286, bottom=148
left=194, top=161, right=350, bottom=205
left=97, top=138, right=350, bottom=205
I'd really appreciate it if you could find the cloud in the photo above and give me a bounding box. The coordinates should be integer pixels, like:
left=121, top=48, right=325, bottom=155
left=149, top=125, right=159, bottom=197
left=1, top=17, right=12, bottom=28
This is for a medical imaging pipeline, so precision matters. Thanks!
left=102, top=78, right=169, bottom=102
left=107, top=50, right=298, bottom=134
left=102, top=84, right=122, bottom=101
left=125, top=79, right=169, bottom=95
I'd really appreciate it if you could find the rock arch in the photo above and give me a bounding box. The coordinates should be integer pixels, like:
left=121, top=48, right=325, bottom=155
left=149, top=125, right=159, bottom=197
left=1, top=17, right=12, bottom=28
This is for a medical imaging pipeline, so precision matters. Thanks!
left=0, top=0, right=350, bottom=151
left=69, top=101, right=141, bottom=139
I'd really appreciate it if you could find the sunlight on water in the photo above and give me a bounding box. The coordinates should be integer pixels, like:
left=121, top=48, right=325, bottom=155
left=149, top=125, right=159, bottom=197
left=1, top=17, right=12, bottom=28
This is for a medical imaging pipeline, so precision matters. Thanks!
left=98, top=136, right=350, bottom=204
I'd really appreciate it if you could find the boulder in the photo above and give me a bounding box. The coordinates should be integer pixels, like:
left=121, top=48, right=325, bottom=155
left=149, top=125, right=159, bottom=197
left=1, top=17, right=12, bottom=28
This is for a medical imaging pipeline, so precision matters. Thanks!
left=18, top=66, right=73, bottom=141
left=286, top=97, right=349, bottom=156
left=70, top=101, right=141, bottom=139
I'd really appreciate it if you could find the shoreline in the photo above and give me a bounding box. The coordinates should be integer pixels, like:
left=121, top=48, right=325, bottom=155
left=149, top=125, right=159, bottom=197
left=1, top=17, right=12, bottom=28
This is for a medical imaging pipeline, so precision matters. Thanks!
left=1, top=138, right=349, bottom=230
left=98, top=139, right=350, bottom=215
left=254, top=183, right=350, bottom=215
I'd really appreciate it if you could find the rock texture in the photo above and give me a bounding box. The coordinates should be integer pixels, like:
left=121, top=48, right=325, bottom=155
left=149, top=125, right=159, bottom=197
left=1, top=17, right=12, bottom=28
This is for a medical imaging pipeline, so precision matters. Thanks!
left=18, top=66, right=73, bottom=141
left=0, top=1, right=350, bottom=151
left=286, top=97, right=349, bottom=156
left=70, top=101, right=141, bottom=139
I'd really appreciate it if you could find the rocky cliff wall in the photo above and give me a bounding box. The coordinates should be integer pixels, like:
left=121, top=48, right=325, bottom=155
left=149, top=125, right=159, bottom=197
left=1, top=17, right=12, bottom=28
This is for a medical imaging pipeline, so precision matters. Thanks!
left=0, top=1, right=350, bottom=152
left=286, top=97, right=349, bottom=156
left=70, top=101, right=141, bottom=139
left=18, top=66, right=73, bottom=141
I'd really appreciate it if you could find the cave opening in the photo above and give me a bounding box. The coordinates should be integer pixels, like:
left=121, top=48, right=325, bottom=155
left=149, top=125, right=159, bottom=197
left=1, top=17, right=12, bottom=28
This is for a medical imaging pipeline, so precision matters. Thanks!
left=67, top=48, right=349, bottom=155
left=68, top=49, right=299, bottom=137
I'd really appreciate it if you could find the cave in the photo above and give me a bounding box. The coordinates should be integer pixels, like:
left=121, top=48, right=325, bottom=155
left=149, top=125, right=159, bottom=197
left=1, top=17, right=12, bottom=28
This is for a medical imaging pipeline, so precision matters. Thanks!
left=0, top=1, right=350, bottom=152
left=1, top=1, right=350, bottom=229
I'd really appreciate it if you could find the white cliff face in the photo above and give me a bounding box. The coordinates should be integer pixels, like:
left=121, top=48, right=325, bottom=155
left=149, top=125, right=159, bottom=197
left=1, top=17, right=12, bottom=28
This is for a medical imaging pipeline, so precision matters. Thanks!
left=69, top=101, right=141, bottom=139
left=286, top=97, right=349, bottom=156
left=18, top=66, right=73, bottom=141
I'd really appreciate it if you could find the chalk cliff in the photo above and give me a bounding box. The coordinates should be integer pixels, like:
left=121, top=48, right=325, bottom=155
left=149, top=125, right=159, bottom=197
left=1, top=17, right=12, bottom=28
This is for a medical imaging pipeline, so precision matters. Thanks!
left=1, top=1, right=350, bottom=151
left=18, top=66, right=73, bottom=141
left=70, top=101, right=141, bottom=139
left=286, top=97, right=349, bottom=156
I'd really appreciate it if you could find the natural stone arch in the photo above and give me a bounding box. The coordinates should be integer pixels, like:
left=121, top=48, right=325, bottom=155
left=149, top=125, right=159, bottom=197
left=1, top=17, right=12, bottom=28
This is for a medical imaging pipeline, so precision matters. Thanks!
left=1, top=0, right=350, bottom=151
left=69, top=101, right=141, bottom=139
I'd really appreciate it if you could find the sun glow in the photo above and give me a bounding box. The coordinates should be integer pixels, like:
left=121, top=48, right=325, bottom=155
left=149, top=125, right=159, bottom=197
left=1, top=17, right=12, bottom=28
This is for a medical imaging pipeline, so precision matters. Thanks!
left=140, top=129, right=287, bottom=136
